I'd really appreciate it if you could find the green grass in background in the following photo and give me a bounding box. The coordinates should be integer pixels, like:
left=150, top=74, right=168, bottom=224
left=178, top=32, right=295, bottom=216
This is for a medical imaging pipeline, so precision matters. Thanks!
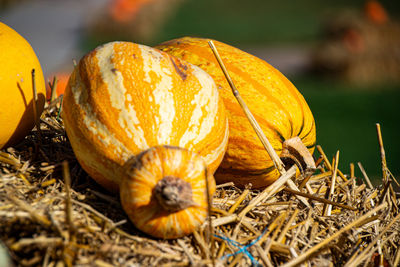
left=83, top=0, right=400, bottom=48
left=155, top=0, right=400, bottom=46
left=294, top=78, right=400, bottom=182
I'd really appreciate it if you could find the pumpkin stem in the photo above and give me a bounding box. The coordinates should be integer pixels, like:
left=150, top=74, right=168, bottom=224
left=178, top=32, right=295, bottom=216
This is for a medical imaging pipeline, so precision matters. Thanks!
left=154, top=176, right=197, bottom=212
left=280, top=137, right=316, bottom=176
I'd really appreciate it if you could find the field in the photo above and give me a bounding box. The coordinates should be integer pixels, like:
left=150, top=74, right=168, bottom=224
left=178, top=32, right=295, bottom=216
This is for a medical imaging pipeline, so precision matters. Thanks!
left=296, top=78, right=400, bottom=183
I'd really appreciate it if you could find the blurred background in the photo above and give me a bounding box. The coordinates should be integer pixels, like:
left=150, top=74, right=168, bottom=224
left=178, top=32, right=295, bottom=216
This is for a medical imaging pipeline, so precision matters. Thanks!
left=1, top=0, right=399, bottom=184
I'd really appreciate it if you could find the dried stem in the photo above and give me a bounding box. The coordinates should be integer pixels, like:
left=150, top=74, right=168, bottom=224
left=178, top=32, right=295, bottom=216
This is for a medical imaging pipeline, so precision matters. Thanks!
left=316, top=145, right=332, bottom=170
left=358, top=162, right=374, bottom=189
left=324, top=151, right=339, bottom=216
left=238, top=165, right=297, bottom=218
left=208, top=40, right=285, bottom=175
left=394, top=246, right=400, bottom=267
left=280, top=202, right=388, bottom=267
left=204, top=166, right=215, bottom=266
left=62, top=161, right=75, bottom=240
left=376, top=123, right=388, bottom=182
left=286, top=179, right=310, bottom=207
left=7, top=194, right=51, bottom=226
left=216, top=182, right=235, bottom=188
left=283, top=188, right=356, bottom=211
left=350, top=163, right=355, bottom=179
left=177, top=239, right=195, bottom=266
left=49, top=76, right=59, bottom=103
left=31, top=69, right=42, bottom=141
left=277, top=208, right=299, bottom=243
left=0, top=152, right=21, bottom=168
left=378, top=179, right=391, bottom=205
left=317, top=145, right=347, bottom=181
left=344, top=211, right=400, bottom=267
left=228, top=189, right=249, bottom=213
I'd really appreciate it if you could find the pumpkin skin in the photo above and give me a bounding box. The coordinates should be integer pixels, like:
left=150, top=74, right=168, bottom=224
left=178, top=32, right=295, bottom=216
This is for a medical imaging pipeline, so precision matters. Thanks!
left=63, top=41, right=228, bottom=239
left=157, top=37, right=316, bottom=188
left=62, top=41, right=228, bottom=192
left=121, top=145, right=215, bottom=239
left=0, top=22, right=46, bottom=149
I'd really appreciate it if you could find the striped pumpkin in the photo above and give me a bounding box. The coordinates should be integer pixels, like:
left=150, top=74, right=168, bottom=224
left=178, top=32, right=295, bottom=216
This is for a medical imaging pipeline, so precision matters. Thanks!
left=62, top=41, right=228, bottom=238
left=157, top=37, right=316, bottom=188
left=120, top=145, right=214, bottom=239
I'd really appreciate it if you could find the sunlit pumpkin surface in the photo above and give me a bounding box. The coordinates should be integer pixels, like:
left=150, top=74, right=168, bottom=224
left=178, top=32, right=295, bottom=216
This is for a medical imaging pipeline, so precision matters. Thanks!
left=157, top=37, right=316, bottom=188
left=120, top=145, right=215, bottom=239
left=0, top=22, right=46, bottom=149
left=63, top=41, right=228, bottom=238
left=63, top=41, right=228, bottom=192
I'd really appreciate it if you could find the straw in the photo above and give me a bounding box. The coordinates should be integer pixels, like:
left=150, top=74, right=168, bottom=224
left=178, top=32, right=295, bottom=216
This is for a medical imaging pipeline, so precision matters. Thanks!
left=208, top=40, right=285, bottom=175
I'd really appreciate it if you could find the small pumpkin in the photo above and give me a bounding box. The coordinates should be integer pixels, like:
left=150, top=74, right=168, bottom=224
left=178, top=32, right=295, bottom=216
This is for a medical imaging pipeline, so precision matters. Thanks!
left=62, top=41, right=228, bottom=238
left=0, top=22, right=46, bottom=149
left=121, top=145, right=214, bottom=239
left=157, top=37, right=316, bottom=188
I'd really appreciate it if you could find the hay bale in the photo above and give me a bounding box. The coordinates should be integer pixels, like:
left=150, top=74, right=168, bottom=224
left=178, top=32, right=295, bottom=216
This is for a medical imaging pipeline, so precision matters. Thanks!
left=0, top=98, right=399, bottom=266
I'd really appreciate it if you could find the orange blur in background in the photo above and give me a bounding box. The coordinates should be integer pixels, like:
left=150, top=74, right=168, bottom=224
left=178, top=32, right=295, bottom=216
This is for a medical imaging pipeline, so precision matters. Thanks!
left=45, top=73, right=70, bottom=101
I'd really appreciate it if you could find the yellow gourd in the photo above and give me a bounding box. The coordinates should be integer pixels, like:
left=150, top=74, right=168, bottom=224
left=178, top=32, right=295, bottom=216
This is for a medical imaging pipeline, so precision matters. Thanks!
left=0, top=22, right=46, bottom=149
left=157, top=37, right=316, bottom=188
left=120, top=145, right=214, bottom=239
left=62, top=41, right=228, bottom=238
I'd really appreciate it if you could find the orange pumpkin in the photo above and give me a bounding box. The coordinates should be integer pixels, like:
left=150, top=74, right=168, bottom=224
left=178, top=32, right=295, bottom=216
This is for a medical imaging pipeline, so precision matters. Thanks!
left=120, top=145, right=214, bottom=239
left=0, top=22, right=46, bottom=149
left=62, top=41, right=228, bottom=238
left=157, top=37, right=316, bottom=188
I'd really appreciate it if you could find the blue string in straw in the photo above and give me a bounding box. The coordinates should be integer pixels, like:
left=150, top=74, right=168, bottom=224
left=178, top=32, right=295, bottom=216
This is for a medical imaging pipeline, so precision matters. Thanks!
left=214, top=226, right=269, bottom=266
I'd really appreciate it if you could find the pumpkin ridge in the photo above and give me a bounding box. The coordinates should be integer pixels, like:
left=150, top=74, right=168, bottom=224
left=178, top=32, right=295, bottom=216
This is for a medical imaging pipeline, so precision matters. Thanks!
left=199, top=118, right=229, bottom=165
left=158, top=40, right=298, bottom=145
left=219, top=165, right=276, bottom=176
left=69, top=66, right=133, bottom=163
left=298, top=119, right=316, bottom=148
left=227, top=102, right=285, bottom=144
left=301, top=121, right=314, bottom=139
left=168, top=54, right=188, bottom=81
left=178, top=65, right=220, bottom=148
left=164, top=42, right=294, bottom=124
left=115, top=43, right=158, bottom=147
left=98, top=43, right=152, bottom=153
left=136, top=44, right=177, bottom=145
left=263, top=59, right=310, bottom=137
left=297, top=115, right=305, bottom=139
left=274, top=128, right=286, bottom=143
left=306, top=142, right=316, bottom=150
left=227, top=135, right=282, bottom=154
left=157, top=37, right=316, bottom=188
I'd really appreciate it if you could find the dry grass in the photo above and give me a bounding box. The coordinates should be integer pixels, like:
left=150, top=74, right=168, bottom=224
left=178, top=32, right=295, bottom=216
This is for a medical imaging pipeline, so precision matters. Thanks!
left=0, top=99, right=399, bottom=267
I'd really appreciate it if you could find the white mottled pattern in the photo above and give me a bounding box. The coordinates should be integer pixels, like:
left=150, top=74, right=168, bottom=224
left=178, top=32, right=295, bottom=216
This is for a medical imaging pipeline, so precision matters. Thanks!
left=179, top=65, right=218, bottom=148
left=70, top=67, right=131, bottom=162
left=202, top=119, right=229, bottom=166
left=138, top=45, right=175, bottom=144
left=96, top=42, right=148, bottom=150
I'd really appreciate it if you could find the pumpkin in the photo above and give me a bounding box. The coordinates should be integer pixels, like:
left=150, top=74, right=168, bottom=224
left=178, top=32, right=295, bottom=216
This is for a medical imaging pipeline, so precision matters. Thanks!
left=156, top=37, right=316, bottom=188
left=0, top=22, right=46, bottom=149
left=120, top=145, right=214, bottom=239
left=62, top=41, right=228, bottom=238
